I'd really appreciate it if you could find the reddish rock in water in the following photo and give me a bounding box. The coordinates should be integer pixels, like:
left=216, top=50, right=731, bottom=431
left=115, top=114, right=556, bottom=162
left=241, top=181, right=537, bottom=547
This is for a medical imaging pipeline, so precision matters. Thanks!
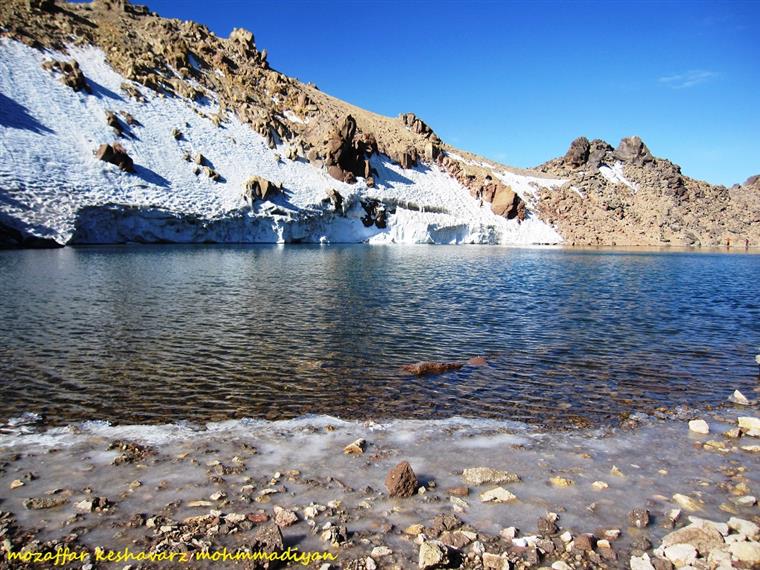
left=467, top=355, right=487, bottom=366
left=401, top=361, right=463, bottom=376
left=385, top=461, right=418, bottom=498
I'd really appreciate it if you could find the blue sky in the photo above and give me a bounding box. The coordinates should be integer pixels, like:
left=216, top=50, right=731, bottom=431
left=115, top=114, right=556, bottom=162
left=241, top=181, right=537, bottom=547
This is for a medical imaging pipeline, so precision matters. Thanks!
left=145, top=0, right=759, bottom=186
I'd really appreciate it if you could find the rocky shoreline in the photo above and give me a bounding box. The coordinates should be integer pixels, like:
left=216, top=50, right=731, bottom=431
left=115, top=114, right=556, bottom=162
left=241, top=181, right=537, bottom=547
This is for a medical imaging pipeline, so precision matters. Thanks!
left=0, top=400, right=758, bottom=569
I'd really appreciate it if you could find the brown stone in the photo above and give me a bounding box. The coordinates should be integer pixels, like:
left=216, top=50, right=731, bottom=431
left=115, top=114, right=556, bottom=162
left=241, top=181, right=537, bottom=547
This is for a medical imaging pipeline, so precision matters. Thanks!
left=385, top=461, right=417, bottom=498
left=401, top=361, right=464, bottom=377
left=96, top=143, right=134, bottom=172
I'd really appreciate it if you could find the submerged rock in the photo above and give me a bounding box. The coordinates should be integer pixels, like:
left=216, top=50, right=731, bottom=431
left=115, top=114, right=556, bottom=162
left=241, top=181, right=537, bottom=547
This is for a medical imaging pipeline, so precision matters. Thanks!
left=401, top=361, right=463, bottom=377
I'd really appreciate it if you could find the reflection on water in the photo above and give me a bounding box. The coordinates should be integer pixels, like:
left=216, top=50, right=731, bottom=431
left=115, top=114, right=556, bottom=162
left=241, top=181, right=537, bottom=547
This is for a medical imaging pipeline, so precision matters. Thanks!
left=0, top=245, right=758, bottom=427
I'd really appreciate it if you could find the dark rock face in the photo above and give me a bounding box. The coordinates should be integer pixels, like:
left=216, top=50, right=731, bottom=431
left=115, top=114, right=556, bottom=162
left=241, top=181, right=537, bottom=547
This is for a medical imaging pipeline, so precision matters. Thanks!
left=564, top=136, right=590, bottom=168
left=401, top=361, right=464, bottom=376
left=360, top=199, right=386, bottom=228
left=613, top=136, right=654, bottom=165
left=587, top=139, right=614, bottom=168
left=96, top=143, right=134, bottom=172
left=385, top=461, right=418, bottom=498
left=325, top=115, right=377, bottom=184
left=42, top=59, right=91, bottom=93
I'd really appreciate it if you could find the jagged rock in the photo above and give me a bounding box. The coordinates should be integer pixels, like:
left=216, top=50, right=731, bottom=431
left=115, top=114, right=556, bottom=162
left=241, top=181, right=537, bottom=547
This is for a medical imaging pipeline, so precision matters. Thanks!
left=243, top=176, right=277, bottom=202
left=228, top=27, right=254, bottom=49
left=171, top=127, right=182, bottom=140
left=324, top=115, right=375, bottom=184
left=385, top=461, right=417, bottom=498
left=418, top=540, right=449, bottom=569
left=96, top=143, right=134, bottom=172
left=613, top=136, right=654, bottom=165
left=431, top=513, right=463, bottom=535
left=42, top=59, right=91, bottom=93
left=564, top=136, right=591, bottom=168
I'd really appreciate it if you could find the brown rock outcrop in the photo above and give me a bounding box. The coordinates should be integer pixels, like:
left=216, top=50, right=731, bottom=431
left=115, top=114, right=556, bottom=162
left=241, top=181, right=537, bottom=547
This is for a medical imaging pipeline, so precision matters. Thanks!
left=96, top=143, right=134, bottom=172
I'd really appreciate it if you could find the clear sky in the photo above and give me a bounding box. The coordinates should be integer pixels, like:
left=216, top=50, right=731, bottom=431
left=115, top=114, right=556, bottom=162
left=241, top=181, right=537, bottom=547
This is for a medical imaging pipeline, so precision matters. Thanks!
left=144, top=0, right=759, bottom=186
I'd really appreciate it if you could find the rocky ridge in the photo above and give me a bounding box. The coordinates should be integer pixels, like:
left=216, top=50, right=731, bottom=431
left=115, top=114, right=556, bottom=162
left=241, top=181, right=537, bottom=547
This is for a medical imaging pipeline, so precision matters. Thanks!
left=536, top=137, right=760, bottom=247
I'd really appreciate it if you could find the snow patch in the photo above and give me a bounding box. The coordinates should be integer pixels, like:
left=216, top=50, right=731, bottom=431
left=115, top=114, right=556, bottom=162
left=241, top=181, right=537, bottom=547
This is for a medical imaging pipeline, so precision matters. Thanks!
left=599, top=162, right=638, bottom=191
left=0, top=40, right=562, bottom=245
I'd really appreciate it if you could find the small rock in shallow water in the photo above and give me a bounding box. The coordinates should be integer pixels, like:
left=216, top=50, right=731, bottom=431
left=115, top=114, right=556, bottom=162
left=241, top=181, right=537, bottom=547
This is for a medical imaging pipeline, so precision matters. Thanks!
left=10, top=480, right=24, bottom=489
left=549, top=476, right=573, bottom=488
left=629, top=508, right=650, bottom=528
left=344, top=438, right=366, bottom=454
left=688, top=419, right=710, bottom=434
left=591, top=480, right=608, bottom=490
left=462, top=467, right=519, bottom=485
left=385, top=461, right=418, bottom=498
left=479, top=487, right=517, bottom=503
left=673, top=493, right=703, bottom=512
left=729, top=390, right=750, bottom=405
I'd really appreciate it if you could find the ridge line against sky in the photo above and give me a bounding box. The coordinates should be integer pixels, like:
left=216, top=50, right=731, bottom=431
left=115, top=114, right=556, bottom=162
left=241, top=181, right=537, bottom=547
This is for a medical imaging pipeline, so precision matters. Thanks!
left=138, top=0, right=758, bottom=186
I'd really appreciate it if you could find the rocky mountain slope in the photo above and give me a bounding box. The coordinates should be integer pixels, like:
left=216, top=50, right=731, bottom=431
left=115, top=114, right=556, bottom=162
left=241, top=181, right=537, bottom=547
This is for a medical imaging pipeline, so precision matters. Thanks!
left=0, top=0, right=757, bottom=247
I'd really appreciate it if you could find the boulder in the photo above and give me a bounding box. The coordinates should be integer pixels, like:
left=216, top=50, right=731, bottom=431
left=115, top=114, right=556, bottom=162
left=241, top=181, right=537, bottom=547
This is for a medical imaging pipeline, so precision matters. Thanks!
left=564, top=136, right=591, bottom=168
left=660, top=523, right=724, bottom=555
left=324, top=115, right=376, bottom=184
left=490, top=186, right=521, bottom=218
left=96, top=143, right=134, bottom=172
left=418, top=540, right=449, bottom=569
left=385, top=461, right=417, bottom=498
left=629, top=508, right=650, bottom=528
left=243, top=176, right=278, bottom=202
left=613, top=136, right=654, bottom=165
